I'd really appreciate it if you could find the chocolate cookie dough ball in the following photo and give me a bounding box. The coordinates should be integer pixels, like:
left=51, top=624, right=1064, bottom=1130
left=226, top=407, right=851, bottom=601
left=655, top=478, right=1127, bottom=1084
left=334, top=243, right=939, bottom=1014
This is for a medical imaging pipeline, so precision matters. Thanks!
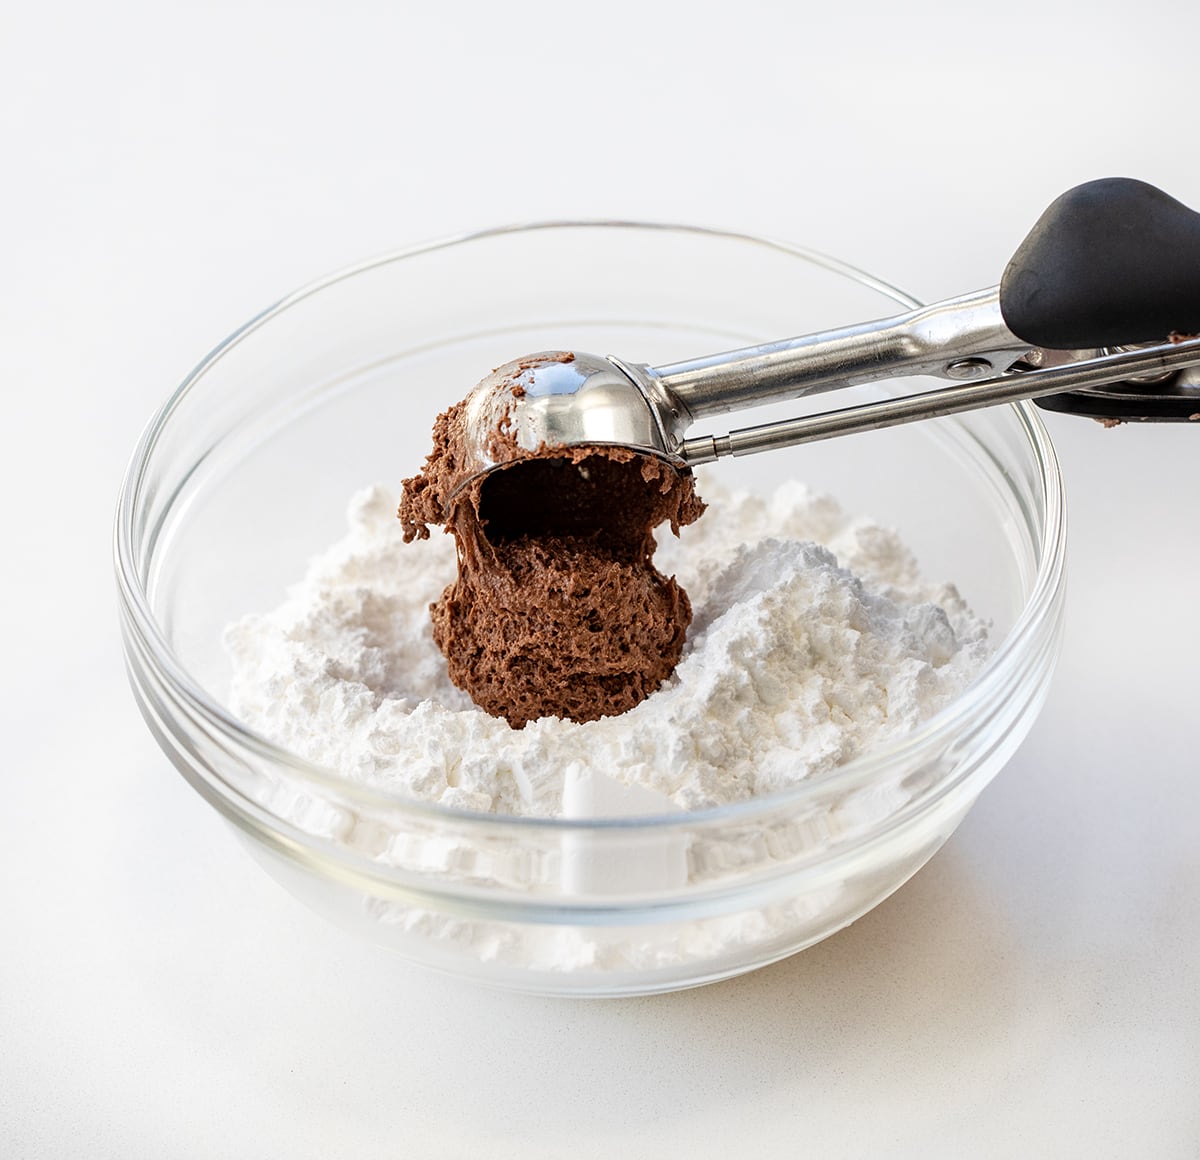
left=401, top=407, right=704, bottom=728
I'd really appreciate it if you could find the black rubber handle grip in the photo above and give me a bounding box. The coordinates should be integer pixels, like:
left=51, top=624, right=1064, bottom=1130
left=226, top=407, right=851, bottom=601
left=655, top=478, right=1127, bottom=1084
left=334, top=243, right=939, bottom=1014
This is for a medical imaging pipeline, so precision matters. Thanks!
left=999, top=178, right=1200, bottom=350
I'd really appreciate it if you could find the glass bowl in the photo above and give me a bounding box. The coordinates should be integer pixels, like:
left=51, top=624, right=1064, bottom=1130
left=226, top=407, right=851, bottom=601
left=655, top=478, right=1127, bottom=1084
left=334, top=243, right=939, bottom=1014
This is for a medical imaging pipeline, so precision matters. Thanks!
left=115, top=223, right=1066, bottom=997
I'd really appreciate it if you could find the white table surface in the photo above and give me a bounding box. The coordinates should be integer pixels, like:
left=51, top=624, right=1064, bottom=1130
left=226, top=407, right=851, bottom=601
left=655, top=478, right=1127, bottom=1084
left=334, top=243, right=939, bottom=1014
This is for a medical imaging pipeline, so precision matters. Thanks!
left=3, top=2, right=1198, bottom=1156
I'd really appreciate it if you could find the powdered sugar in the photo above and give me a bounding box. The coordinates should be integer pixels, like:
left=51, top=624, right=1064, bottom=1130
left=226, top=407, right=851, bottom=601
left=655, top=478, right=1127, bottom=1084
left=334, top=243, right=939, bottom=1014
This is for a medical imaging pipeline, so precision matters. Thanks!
left=224, top=472, right=989, bottom=818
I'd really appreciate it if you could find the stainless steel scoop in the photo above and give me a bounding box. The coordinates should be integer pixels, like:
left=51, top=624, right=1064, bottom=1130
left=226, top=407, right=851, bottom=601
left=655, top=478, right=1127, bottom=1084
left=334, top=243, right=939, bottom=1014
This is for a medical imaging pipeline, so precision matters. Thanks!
left=455, top=179, right=1200, bottom=492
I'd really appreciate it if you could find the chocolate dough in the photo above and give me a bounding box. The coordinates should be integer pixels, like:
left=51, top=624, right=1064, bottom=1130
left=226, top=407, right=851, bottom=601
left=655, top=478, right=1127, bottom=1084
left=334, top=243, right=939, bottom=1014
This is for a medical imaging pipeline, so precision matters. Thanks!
left=399, top=364, right=705, bottom=728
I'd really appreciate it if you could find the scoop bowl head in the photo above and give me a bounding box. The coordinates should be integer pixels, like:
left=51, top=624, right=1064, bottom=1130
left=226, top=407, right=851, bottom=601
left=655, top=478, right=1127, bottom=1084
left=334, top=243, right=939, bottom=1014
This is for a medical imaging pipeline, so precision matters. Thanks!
left=451, top=351, right=678, bottom=499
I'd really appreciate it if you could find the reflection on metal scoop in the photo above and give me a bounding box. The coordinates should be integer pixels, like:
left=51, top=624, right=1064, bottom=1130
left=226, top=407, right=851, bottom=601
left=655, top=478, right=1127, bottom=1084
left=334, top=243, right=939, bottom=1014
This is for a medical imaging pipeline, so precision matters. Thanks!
left=452, top=179, right=1200, bottom=497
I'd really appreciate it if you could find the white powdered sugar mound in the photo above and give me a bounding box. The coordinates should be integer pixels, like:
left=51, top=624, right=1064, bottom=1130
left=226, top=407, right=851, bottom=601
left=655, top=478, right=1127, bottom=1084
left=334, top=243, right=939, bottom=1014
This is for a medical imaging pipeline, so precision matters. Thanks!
left=224, top=472, right=989, bottom=818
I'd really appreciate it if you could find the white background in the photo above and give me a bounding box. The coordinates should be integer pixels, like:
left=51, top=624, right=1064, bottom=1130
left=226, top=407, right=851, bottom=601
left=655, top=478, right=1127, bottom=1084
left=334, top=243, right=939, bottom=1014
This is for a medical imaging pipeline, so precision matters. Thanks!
left=3, top=1, right=1199, bottom=1156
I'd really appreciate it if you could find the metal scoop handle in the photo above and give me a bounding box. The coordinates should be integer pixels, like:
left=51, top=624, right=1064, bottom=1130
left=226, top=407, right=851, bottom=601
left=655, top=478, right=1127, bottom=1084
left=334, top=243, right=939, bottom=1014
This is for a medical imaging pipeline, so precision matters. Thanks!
left=631, top=178, right=1200, bottom=459
left=646, top=286, right=1025, bottom=423
left=643, top=286, right=1024, bottom=426
left=678, top=337, right=1200, bottom=464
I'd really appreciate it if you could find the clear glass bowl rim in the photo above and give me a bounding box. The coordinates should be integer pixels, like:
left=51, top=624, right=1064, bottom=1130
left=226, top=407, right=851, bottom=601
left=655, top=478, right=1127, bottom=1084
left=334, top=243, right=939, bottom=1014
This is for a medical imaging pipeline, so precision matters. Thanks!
left=114, top=219, right=1067, bottom=837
